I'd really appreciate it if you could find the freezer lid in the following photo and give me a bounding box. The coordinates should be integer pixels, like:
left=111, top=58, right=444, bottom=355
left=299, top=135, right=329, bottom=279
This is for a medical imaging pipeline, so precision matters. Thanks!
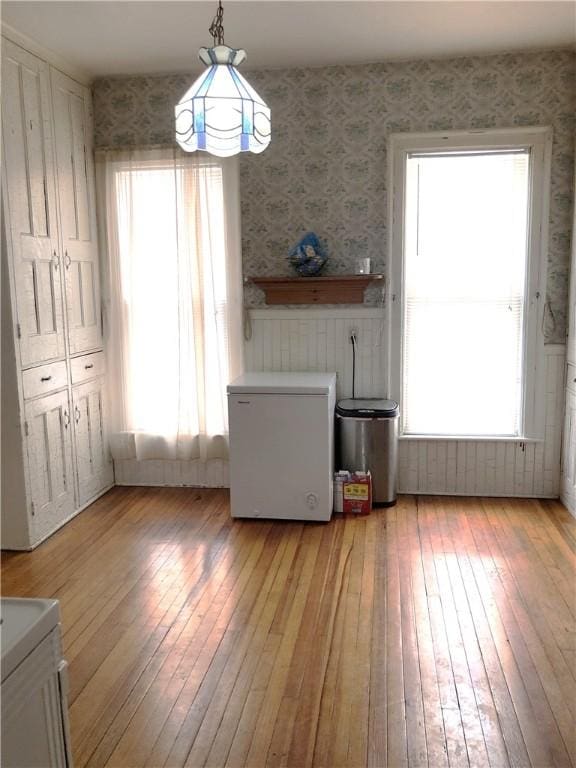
left=228, top=371, right=337, bottom=395
left=336, top=398, right=399, bottom=417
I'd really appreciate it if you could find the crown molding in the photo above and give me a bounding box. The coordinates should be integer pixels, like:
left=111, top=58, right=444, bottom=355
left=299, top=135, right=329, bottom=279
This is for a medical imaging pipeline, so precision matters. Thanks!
left=1, top=22, right=92, bottom=85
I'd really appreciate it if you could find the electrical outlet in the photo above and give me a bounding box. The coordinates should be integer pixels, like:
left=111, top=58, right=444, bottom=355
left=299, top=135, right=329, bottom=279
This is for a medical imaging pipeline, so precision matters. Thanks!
left=349, top=327, right=358, bottom=342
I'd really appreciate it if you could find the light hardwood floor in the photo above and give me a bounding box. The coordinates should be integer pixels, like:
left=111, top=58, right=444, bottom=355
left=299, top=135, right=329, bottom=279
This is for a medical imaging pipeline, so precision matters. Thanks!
left=2, top=487, right=575, bottom=768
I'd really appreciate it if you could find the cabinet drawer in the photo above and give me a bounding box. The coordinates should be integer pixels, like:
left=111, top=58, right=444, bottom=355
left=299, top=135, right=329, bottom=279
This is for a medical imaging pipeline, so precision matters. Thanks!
left=70, top=352, right=105, bottom=384
left=22, top=362, right=68, bottom=400
left=568, top=363, right=576, bottom=394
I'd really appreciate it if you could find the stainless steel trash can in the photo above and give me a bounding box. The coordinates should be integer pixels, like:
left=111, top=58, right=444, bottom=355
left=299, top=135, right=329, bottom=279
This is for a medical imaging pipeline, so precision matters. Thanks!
left=336, top=398, right=399, bottom=506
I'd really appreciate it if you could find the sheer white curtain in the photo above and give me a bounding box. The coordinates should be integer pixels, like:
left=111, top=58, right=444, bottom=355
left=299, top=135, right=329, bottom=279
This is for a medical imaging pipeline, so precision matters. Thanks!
left=96, top=147, right=243, bottom=461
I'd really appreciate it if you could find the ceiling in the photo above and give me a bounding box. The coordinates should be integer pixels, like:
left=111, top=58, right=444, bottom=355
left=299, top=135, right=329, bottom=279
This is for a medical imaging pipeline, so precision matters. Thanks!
left=2, top=1, right=575, bottom=79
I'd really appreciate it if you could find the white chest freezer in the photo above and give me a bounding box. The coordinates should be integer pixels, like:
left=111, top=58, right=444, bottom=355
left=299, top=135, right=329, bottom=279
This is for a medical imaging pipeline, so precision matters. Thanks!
left=227, top=372, right=337, bottom=521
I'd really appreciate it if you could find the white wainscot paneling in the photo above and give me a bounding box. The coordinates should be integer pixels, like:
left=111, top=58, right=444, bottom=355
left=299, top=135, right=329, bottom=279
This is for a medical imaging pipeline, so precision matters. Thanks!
left=114, top=459, right=229, bottom=488
left=116, top=311, right=564, bottom=499
left=245, top=308, right=387, bottom=400
left=398, top=345, right=566, bottom=498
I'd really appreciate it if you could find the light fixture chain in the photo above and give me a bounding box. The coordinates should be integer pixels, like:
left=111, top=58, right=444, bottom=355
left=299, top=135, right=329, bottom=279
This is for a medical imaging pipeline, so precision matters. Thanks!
left=209, top=1, right=225, bottom=46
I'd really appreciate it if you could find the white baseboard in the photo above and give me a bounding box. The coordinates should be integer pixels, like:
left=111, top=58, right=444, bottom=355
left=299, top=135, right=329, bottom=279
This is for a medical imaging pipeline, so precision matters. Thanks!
left=400, top=489, right=559, bottom=499
left=113, top=459, right=229, bottom=488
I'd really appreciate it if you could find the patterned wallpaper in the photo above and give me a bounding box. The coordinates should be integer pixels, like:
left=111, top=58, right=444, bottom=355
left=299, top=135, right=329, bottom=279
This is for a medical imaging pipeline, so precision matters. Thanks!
left=93, top=49, right=575, bottom=342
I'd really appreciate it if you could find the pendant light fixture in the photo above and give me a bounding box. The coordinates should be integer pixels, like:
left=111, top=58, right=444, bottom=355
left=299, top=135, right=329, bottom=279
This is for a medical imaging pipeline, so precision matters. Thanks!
left=175, top=1, right=271, bottom=157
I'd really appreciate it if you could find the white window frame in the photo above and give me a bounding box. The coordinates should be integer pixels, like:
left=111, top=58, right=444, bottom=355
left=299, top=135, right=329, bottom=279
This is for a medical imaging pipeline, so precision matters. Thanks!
left=387, top=126, right=553, bottom=440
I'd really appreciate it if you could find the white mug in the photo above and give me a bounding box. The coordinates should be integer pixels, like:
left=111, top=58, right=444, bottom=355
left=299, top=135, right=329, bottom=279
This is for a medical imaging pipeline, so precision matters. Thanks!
left=355, top=257, right=371, bottom=275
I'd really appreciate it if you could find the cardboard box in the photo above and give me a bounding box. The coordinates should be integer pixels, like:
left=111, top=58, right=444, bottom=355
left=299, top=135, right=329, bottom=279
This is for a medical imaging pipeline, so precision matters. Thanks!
left=343, top=472, right=372, bottom=515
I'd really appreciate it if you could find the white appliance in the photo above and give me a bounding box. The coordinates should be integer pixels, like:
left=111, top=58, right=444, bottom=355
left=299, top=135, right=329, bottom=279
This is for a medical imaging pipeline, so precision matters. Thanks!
left=227, top=372, right=337, bottom=521
left=1, top=598, right=72, bottom=768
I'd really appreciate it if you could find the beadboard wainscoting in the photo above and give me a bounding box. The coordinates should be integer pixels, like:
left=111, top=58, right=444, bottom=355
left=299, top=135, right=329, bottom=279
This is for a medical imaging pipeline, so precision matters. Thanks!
left=245, top=308, right=387, bottom=399
left=114, top=458, right=230, bottom=488
left=114, top=309, right=565, bottom=498
left=246, top=310, right=565, bottom=498
left=398, top=346, right=565, bottom=497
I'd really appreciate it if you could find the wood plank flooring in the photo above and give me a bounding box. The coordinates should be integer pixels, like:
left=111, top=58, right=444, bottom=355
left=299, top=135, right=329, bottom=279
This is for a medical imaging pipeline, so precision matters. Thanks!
left=2, top=487, right=575, bottom=768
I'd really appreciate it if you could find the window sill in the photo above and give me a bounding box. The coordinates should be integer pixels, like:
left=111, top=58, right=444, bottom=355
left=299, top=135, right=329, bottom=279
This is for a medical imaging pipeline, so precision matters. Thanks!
left=399, top=434, right=543, bottom=443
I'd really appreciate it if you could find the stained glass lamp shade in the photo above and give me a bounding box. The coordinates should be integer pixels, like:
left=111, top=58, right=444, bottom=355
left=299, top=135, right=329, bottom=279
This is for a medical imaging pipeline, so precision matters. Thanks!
left=175, top=45, right=271, bottom=157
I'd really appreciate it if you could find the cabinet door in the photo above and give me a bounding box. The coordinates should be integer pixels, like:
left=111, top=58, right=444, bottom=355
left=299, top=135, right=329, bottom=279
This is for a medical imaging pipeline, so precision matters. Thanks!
left=24, top=389, right=75, bottom=544
left=51, top=69, right=102, bottom=355
left=567, top=186, right=576, bottom=366
left=1, top=40, right=66, bottom=366
left=562, top=389, right=576, bottom=505
left=72, top=378, right=113, bottom=505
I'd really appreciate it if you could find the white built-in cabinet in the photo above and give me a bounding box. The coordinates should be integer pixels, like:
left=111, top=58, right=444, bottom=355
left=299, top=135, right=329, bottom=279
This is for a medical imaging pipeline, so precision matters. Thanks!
left=561, top=163, right=576, bottom=516
left=1, top=37, right=113, bottom=550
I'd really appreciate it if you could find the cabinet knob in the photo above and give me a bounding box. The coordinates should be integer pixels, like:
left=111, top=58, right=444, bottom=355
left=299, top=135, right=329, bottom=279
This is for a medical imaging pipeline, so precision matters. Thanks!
left=64, top=251, right=71, bottom=269
left=51, top=251, right=59, bottom=270
left=40, top=375, right=52, bottom=382
left=84, top=364, right=94, bottom=370
left=74, top=406, right=81, bottom=424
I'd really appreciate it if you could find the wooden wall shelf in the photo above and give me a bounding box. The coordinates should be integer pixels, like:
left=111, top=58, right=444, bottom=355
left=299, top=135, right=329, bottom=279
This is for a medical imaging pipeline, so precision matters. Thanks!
left=250, top=274, right=383, bottom=305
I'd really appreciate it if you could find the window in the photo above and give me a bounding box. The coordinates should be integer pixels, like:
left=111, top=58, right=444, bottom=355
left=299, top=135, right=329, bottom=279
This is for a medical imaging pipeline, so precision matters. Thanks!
left=389, top=128, right=552, bottom=439
left=99, top=148, right=242, bottom=462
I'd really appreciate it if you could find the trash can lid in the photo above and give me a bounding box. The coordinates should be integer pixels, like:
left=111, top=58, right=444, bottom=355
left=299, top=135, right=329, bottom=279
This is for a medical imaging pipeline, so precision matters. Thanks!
left=336, top=398, right=399, bottom=418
